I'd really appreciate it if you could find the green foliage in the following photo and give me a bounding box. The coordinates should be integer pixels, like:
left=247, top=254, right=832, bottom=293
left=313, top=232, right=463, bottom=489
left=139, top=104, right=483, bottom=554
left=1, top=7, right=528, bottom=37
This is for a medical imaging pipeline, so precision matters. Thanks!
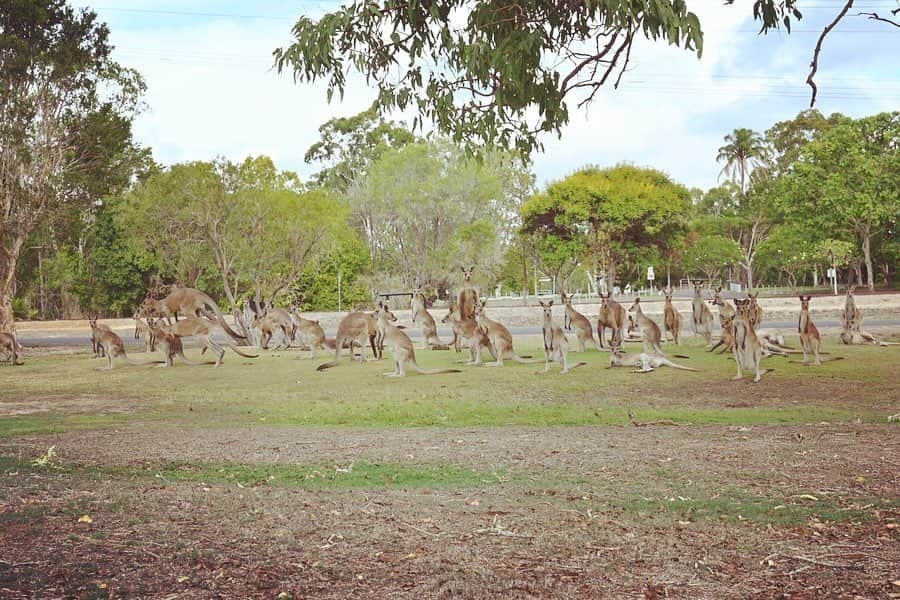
left=305, top=108, right=417, bottom=191
left=683, top=234, right=742, bottom=282
left=756, top=225, right=816, bottom=288
left=716, top=128, right=769, bottom=193
left=291, top=235, right=371, bottom=311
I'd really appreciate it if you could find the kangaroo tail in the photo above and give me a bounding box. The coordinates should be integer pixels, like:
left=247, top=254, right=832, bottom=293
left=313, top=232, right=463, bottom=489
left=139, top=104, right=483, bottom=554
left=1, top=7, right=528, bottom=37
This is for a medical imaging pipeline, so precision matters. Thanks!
left=177, top=351, right=210, bottom=366
left=669, top=362, right=700, bottom=372
left=511, top=355, right=544, bottom=364
left=317, top=338, right=343, bottom=371
left=215, top=313, right=247, bottom=343
left=126, top=356, right=163, bottom=366
left=571, top=361, right=588, bottom=369
left=673, top=354, right=691, bottom=359
left=228, top=344, right=259, bottom=358
left=410, top=361, right=462, bottom=375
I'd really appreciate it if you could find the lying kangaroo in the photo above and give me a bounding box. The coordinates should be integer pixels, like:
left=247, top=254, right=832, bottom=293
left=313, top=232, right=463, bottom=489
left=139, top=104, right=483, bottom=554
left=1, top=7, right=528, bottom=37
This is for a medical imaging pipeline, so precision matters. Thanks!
left=608, top=340, right=698, bottom=372
left=457, top=266, right=479, bottom=321
left=411, top=289, right=450, bottom=350
left=797, top=295, right=821, bottom=365
left=662, top=287, right=682, bottom=345
left=0, top=331, right=23, bottom=365
left=316, top=310, right=382, bottom=371
left=474, top=300, right=541, bottom=367
left=731, top=298, right=768, bottom=382
left=597, top=292, right=627, bottom=348
left=142, top=287, right=246, bottom=343
left=560, top=292, right=600, bottom=352
left=539, top=300, right=585, bottom=374
left=628, top=298, right=665, bottom=356
left=440, top=300, right=495, bottom=364
left=691, top=282, right=714, bottom=345
left=157, top=316, right=258, bottom=366
left=375, top=304, right=461, bottom=377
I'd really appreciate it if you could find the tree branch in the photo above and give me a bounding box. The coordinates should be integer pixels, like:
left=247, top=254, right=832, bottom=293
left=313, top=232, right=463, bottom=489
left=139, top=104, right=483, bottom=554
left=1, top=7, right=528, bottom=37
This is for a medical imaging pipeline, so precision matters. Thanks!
left=857, top=11, right=900, bottom=27
left=806, top=0, right=854, bottom=107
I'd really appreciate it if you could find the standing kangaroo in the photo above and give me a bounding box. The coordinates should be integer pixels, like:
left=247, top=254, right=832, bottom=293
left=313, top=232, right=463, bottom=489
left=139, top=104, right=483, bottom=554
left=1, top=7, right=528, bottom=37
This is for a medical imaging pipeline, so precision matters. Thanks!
left=597, top=292, right=627, bottom=348
left=710, top=287, right=736, bottom=353
left=316, top=310, right=382, bottom=371
left=88, top=316, right=113, bottom=358
left=411, top=288, right=450, bottom=350
left=731, top=298, right=768, bottom=382
left=539, top=300, right=585, bottom=374
left=798, top=295, right=822, bottom=365
left=560, top=292, right=600, bottom=351
left=662, top=287, right=682, bottom=345
left=627, top=298, right=665, bottom=355
left=375, top=304, right=461, bottom=377
left=748, top=291, right=763, bottom=329
left=0, top=332, right=23, bottom=365
left=92, top=326, right=159, bottom=370
left=457, top=266, right=479, bottom=321
left=691, top=282, right=714, bottom=345
left=157, top=316, right=258, bottom=366
left=142, top=287, right=247, bottom=343
left=440, top=300, right=495, bottom=364
left=474, top=300, right=542, bottom=367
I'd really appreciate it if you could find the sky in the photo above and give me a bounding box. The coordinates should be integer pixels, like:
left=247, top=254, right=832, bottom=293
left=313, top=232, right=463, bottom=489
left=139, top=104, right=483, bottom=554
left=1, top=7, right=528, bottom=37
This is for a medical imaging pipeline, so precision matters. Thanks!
left=83, top=0, right=900, bottom=191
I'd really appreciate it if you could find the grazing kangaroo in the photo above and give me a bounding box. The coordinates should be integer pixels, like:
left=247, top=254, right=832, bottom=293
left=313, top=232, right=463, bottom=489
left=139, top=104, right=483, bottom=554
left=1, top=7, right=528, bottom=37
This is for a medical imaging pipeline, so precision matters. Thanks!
left=662, top=287, right=682, bottom=345
left=597, top=292, right=627, bottom=348
left=747, top=291, right=763, bottom=329
left=253, top=307, right=294, bottom=350
left=157, top=316, right=258, bottom=366
left=731, top=298, right=768, bottom=382
left=627, top=298, right=665, bottom=356
left=457, top=266, right=479, bottom=321
left=0, top=331, right=23, bottom=365
left=539, top=300, right=585, bottom=374
left=316, top=310, right=382, bottom=371
left=143, top=287, right=247, bottom=343
left=474, top=300, right=542, bottom=367
left=797, top=295, right=821, bottom=365
left=710, top=287, right=736, bottom=353
left=411, top=288, right=450, bottom=350
left=375, top=304, right=461, bottom=377
left=440, top=300, right=495, bottom=364
left=691, top=282, right=714, bottom=345
left=608, top=340, right=698, bottom=372
left=560, top=292, right=600, bottom=352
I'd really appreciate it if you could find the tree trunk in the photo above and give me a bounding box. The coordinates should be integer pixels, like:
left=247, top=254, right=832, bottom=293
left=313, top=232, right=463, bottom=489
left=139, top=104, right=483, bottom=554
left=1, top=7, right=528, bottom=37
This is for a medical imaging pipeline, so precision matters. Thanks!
left=743, top=261, right=754, bottom=291
left=861, top=234, right=874, bottom=291
left=607, top=259, right=617, bottom=295
left=0, top=291, right=14, bottom=332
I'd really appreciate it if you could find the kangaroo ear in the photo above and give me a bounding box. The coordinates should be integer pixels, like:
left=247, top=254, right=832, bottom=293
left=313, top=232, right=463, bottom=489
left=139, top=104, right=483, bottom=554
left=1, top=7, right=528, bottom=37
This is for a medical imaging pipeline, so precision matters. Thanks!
left=548, top=300, right=554, bottom=307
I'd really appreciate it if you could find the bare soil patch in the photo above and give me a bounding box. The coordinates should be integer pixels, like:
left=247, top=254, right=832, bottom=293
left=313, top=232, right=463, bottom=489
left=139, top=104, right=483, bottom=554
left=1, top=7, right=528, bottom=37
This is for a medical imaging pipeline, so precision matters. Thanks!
left=0, top=394, right=143, bottom=417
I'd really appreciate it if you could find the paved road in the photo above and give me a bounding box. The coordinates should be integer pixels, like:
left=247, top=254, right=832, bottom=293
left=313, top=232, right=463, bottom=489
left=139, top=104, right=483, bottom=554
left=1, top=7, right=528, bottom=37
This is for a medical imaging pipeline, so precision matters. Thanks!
left=17, top=319, right=900, bottom=349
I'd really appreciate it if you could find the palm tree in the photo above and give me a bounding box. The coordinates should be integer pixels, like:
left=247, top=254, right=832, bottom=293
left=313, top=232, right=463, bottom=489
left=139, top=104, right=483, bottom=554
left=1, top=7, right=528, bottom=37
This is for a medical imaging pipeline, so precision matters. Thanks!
left=716, top=128, right=769, bottom=193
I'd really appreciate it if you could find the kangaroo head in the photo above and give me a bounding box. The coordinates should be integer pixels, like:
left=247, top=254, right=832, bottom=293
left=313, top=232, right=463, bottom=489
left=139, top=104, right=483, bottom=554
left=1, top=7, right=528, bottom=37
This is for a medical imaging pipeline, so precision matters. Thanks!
left=539, top=300, right=554, bottom=320
left=628, top=297, right=641, bottom=313
left=799, top=295, right=812, bottom=310
left=609, top=339, right=623, bottom=358
left=462, top=266, right=474, bottom=282
left=474, top=300, right=487, bottom=320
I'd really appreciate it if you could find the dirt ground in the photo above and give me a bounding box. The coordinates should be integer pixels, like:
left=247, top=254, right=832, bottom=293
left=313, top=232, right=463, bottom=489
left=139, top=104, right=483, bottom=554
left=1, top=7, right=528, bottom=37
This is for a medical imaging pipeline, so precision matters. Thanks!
left=2, top=419, right=899, bottom=599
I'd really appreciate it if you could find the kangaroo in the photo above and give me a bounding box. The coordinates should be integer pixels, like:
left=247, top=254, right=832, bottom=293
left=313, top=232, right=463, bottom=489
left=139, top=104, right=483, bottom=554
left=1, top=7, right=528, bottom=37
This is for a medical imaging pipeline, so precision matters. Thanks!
left=88, top=316, right=113, bottom=358
left=292, top=311, right=330, bottom=358
left=440, top=300, right=495, bottom=364
left=539, top=300, right=585, bottom=374
left=731, top=298, right=768, bottom=382
left=93, top=327, right=161, bottom=370
left=608, top=340, right=698, bottom=372
left=748, top=291, right=763, bottom=329
left=374, top=304, right=461, bottom=377
left=142, top=287, right=246, bottom=343
left=710, top=287, right=736, bottom=353
left=597, top=292, right=627, bottom=348
left=842, top=286, right=862, bottom=333
left=145, top=319, right=209, bottom=368
left=691, top=282, right=714, bottom=345
left=316, top=310, right=382, bottom=371
left=627, top=298, right=665, bottom=356
left=132, top=312, right=154, bottom=352
left=457, top=266, right=479, bottom=321
left=560, top=292, right=600, bottom=352
left=797, top=295, right=821, bottom=365
left=0, top=331, right=23, bottom=365
left=662, top=287, right=682, bottom=345
left=474, top=300, right=541, bottom=367
left=411, top=288, right=450, bottom=350
left=157, top=316, right=258, bottom=366
left=253, top=306, right=294, bottom=350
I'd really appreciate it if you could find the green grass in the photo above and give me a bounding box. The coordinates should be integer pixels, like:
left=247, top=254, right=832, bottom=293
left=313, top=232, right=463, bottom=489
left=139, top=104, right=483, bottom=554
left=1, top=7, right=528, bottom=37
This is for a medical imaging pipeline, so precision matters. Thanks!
left=2, top=339, right=897, bottom=437
left=0, top=455, right=503, bottom=491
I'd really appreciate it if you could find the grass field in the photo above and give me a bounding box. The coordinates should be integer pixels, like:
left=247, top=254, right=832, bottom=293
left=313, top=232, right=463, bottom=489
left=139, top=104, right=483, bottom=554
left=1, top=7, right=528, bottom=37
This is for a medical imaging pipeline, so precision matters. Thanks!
left=1, top=338, right=898, bottom=598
